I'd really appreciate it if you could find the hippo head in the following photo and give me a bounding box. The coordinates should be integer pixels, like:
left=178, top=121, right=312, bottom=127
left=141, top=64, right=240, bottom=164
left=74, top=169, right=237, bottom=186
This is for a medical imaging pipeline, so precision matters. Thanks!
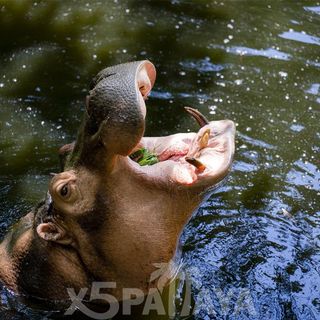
left=31, top=60, right=235, bottom=298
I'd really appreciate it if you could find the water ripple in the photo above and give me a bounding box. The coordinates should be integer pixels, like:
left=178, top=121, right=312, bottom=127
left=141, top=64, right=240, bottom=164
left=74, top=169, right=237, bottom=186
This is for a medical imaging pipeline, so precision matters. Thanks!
left=180, top=59, right=224, bottom=73
left=286, top=160, right=320, bottom=191
left=279, top=30, right=320, bottom=46
left=210, top=44, right=292, bottom=61
left=238, top=132, right=276, bottom=150
left=304, top=6, right=320, bottom=15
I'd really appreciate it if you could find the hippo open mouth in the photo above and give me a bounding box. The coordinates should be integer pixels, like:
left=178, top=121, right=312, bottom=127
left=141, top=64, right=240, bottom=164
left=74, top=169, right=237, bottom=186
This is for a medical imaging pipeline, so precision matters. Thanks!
left=117, top=61, right=235, bottom=188
left=132, top=107, right=235, bottom=187
left=60, top=60, right=235, bottom=190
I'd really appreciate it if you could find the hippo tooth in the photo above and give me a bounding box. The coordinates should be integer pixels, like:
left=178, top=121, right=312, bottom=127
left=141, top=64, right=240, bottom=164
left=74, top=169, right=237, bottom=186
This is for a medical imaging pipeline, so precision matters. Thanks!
left=199, top=128, right=210, bottom=150
left=184, top=106, right=209, bottom=127
left=185, top=157, right=206, bottom=172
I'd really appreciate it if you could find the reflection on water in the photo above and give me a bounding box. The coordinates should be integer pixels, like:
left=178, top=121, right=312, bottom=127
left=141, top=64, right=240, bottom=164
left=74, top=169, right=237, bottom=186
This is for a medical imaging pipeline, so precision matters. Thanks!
left=279, top=30, right=320, bottom=46
left=0, top=0, right=319, bottom=319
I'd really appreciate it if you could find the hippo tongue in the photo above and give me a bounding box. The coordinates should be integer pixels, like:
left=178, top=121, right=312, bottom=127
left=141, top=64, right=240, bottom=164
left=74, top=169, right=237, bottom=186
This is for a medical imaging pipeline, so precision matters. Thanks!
left=155, top=107, right=209, bottom=167
left=130, top=108, right=209, bottom=171
left=157, top=142, right=189, bottom=162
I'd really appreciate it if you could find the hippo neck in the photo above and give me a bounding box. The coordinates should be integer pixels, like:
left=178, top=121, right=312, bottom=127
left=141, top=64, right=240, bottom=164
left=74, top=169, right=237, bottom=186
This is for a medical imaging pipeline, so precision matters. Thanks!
left=80, top=156, right=201, bottom=295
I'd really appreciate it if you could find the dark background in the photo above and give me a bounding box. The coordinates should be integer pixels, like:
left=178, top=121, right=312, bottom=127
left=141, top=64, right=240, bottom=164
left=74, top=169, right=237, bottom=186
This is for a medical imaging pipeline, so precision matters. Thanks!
left=0, top=1, right=319, bottom=319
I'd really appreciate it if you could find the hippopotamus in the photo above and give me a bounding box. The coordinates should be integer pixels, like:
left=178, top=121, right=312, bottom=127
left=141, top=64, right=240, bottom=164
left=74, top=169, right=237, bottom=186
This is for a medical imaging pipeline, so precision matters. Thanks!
left=0, top=61, right=235, bottom=306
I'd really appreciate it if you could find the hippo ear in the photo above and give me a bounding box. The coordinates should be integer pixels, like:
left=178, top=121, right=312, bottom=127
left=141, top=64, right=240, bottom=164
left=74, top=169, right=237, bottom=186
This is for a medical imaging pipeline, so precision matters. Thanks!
left=36, top=222, right=72, bottom=245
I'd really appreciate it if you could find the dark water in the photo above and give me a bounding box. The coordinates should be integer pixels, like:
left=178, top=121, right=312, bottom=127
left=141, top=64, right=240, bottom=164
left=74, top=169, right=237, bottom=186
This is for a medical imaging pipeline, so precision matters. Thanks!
left=0, top=0, right=319, bottom=319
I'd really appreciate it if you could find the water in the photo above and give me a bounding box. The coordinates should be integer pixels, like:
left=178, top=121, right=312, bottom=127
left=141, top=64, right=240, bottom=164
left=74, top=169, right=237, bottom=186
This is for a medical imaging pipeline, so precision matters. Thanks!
left=0, top=1, right=319, bottom=319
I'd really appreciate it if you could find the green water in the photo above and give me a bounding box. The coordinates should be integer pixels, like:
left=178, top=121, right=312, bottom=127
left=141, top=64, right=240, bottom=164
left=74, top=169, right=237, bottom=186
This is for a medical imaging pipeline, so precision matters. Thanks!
left=0, top=1, right=319, bottom=319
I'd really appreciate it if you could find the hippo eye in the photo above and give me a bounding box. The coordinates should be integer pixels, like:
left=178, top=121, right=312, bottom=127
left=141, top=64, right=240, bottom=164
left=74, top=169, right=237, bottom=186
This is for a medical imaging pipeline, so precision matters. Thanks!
left=60, top=184, right=69, bottom=197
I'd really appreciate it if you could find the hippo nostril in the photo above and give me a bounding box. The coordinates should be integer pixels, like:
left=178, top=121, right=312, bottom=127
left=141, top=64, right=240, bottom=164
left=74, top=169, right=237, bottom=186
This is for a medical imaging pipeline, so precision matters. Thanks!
left=139, top=85, right=149, bottom=99
left=138, top=79, right=151, bottom=100
left=137, top=63, right=154, bottom=100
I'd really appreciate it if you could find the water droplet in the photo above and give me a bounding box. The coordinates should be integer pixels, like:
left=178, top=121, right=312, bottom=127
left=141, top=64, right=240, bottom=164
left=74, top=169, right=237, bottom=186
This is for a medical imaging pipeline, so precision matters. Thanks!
left=278, top=71, right=288, bottom=78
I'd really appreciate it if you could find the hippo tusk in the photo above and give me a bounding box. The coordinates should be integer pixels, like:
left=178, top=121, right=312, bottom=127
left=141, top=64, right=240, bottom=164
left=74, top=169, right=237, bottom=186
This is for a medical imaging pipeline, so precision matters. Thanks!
left=184, top=107, right=209, bottom=127
left=199, top=128, right=211, bottom=150
left=185, top=157, right=206, bottom=172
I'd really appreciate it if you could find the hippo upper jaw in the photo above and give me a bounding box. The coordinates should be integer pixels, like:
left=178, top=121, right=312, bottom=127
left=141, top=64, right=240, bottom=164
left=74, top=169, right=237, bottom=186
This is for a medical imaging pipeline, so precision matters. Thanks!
left=64, top=61, right=157, bottom=170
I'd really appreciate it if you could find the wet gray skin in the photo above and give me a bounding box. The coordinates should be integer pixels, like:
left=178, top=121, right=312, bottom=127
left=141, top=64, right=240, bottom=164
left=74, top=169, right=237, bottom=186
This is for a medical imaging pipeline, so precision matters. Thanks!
left=0, top=60, right=235, bottom=307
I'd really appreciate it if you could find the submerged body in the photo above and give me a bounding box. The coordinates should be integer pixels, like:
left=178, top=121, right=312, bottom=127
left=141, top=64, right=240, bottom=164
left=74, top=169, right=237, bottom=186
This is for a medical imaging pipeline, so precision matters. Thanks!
left=0, top=61, right=235, bottom=304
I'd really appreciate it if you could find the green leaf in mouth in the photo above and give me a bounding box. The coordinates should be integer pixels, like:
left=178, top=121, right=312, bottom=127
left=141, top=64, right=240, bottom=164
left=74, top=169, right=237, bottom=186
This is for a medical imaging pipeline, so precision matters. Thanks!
left=129, top=148, right=159, bottom=166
